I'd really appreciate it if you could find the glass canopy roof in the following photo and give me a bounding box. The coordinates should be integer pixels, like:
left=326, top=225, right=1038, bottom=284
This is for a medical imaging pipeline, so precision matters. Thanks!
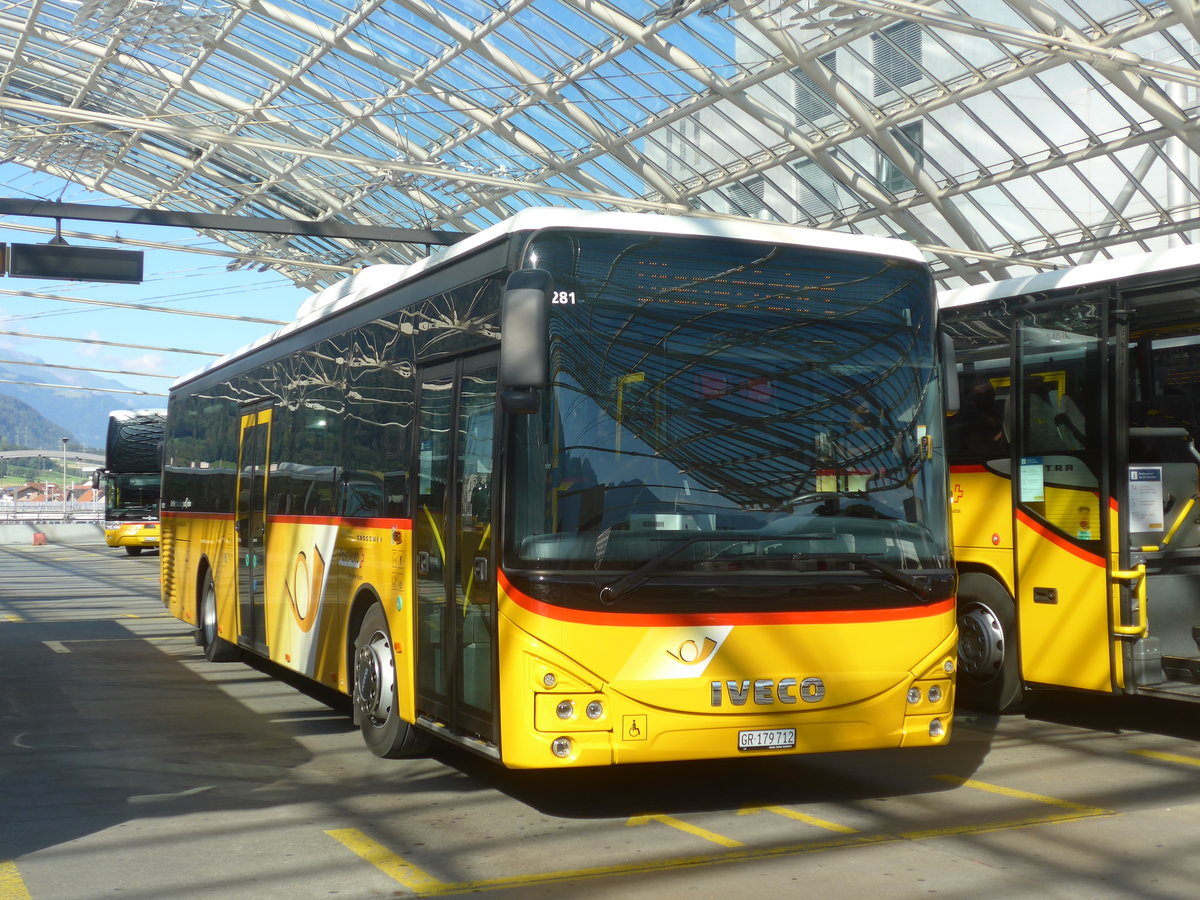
left=1, top=0, right=1197, bottom=291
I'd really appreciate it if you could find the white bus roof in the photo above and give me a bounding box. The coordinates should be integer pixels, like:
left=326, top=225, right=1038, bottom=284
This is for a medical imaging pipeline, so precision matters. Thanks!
left=178, top=208, right=925, bottom=388
left=109, top=408, right=167, bottom=420
left=940, top=244, right=1200, bottom=310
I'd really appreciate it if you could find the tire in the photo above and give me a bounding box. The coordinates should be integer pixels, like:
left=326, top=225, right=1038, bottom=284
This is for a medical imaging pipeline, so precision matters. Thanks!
left=199, top=569, right=241, bottom=663
left=956, top=572, right=1028, bottom=714
left=354, top=603, right=430, bottom=758
left=125, top=546, right=143, bottom=556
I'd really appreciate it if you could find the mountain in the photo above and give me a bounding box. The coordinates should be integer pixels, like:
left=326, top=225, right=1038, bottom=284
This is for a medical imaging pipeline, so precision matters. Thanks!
left=0, top=392, right=75, bottom=449
left=0, top=350, right=152, bottom=449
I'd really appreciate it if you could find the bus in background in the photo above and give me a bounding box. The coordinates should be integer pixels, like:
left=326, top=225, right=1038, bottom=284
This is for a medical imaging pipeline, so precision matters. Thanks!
left=942, top=246, right=1200, bottom=713
left=161, top=208, right=957, bottom=769
left=98, top=409, right=165, bottom=556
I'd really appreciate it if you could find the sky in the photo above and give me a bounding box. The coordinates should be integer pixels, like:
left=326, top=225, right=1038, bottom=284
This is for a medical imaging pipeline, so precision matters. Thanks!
left=0, top=163, right=318, bottom=399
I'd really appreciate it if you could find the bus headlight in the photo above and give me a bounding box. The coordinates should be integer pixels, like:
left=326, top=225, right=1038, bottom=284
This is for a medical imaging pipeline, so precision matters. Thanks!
left=585, top=700, right=604, bottom=720
left=556, top=700, right=575, bottom=720
left=907, top=686, right=922, bottom=704
left=928, top=684, right=943, bottom=704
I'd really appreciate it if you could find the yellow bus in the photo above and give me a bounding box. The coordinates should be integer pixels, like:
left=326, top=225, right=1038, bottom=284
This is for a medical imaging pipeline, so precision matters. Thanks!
left=942, top=246, right=1200, bottom=713
left=160, top=209, right=957, bottom=768
left=100, top=409, right=165, bottom=556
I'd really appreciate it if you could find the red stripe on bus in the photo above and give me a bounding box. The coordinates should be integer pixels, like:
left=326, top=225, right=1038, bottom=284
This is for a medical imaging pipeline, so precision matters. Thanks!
left=497, top=569, right=953, bottom=627
left=161, top=510, right=412, bottom=530
left=1015, top=508, right=1105, bottom=566
left=949, top=464, right=990, bottom=474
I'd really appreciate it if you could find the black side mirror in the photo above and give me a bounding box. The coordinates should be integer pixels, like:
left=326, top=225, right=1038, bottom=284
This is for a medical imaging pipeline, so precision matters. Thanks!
left=500, top=268, right=552, bottom=414
left=940, top=330, right=960, bottom=416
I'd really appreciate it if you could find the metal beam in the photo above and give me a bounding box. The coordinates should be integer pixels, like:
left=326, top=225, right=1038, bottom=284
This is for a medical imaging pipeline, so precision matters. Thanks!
left=0, top=450, right=106, bottom=465
left=0, top=199, right=466, bottom=246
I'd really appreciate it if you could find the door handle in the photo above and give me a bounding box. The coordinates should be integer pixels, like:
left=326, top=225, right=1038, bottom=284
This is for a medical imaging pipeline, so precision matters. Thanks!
left=473, top=556, right=490, bottom=584
left=1112, top=564, right=1148, bottom=637
left=418, top=551, right=430, bottom=575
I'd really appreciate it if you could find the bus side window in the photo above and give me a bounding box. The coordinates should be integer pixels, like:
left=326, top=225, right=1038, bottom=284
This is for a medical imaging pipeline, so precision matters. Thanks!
left=462, top=410, right=493, bottom=520
left=948, top=377, right=1009, bottom=460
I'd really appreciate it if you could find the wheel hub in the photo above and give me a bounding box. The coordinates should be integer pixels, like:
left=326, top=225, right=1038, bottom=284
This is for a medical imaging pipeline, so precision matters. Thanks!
left=355, top=631, right=394, bottom=724
left=958, top=604, right=1005, bottom=679
left=202, top=587, right=218, bottom=644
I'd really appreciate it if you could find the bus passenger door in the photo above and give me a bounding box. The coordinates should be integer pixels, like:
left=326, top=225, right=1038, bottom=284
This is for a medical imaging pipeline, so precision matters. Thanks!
left=236, top=407, right=272, bottom=654
left=1122, top=326, right=1200, bottom=693
left=1012, top=302, right=1114, bottom=693
left=414, top=355, right=498, bottom=746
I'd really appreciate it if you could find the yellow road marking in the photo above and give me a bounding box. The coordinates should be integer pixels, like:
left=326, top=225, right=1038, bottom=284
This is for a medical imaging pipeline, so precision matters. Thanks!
left=0, top=860, right=32, bottom=900
left=935, top=775, right=1114, bottom=813
left=39, top=636, right=192, bottom=648
left=326, top=829, right=443, bottom=893
left=328, top=829, right=886, bottom=897
left=1, top=615, right=21, bottom=623
left=1130, top=749, right=1200, bottom=768
left=892, top=775, right=1117, bottom=840
left=737, top=804, right=858, bottom=833
left=327, top=775, right=1117, bottom=896
left=628, top=813, right=743, bottom=847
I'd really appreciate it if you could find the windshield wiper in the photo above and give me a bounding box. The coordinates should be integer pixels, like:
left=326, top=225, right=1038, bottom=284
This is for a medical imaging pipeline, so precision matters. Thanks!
left=599, top=537, right=941, bottom=604
left=599, top=532, right=785, bottom=604
left=807, top=552, right=935, bottom=601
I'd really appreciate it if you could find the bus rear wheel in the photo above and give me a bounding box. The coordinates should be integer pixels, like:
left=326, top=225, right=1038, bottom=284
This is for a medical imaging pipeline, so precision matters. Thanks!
left=353, top=604, right=430, bottom=759
left=957, top=572, right=1027, bottom=714
left=199, top=569, right=240, bottom=663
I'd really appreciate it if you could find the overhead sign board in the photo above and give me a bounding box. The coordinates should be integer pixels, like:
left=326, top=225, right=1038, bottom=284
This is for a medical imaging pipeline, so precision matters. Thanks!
left=5, top=243, right=144, bottom=284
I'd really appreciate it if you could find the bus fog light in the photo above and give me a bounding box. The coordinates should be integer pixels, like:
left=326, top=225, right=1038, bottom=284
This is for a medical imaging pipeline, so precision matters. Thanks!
left=585, top=700, right=604, bottom=720
left=551, top=737, right=572, bottom=758
left=556, top=700, right=575, bottom=720
left=929, top=718, right=945, bottom=738
left=907, top=687, right=922, bottom=704
left=928, top=684, right=943, bottom=703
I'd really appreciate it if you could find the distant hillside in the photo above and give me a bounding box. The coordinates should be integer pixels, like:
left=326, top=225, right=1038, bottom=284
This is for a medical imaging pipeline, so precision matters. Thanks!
left=0, top=350, right=154, bottom=449
left=0, top=393, right=77, bottom=449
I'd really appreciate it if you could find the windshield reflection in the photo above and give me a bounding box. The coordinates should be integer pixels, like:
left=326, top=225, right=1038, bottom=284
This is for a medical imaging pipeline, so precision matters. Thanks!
left=507, top=233, right=948, bottom=584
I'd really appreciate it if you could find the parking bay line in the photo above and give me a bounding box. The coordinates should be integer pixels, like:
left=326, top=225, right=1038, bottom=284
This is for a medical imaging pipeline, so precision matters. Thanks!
left=1129, top=749, right=1200, bottom=768
left=39, top=636, right=192, bottom=654
left=326, top=775, right=1116, bottom=896
left=0, top=860, right=33, bottom=900
left=737, top=803, right=858, bottom=833
left=627, top=813, right=744, bottom=847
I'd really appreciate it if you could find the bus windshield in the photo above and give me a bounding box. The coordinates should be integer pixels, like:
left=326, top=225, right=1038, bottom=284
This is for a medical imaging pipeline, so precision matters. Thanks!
left=105, top=473, right=160, bottom=521
left=508, top=231, right=948, bottom=591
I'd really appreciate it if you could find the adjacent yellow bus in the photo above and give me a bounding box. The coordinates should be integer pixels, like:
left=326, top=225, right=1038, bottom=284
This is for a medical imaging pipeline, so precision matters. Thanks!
left=943, top=246, right=1200, bottom=712
left=100, top=409, right=165, bottom=556
left=161, top=209, right=957, bottom=768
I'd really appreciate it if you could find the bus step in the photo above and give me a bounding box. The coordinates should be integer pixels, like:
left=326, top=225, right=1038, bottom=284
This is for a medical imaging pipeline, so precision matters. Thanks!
left=1161, top=656, right=1200, bottom=684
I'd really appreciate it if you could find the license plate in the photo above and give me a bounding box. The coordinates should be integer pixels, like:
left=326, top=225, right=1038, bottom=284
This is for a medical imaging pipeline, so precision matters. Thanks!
left=738, top=728, right=796, bottom=751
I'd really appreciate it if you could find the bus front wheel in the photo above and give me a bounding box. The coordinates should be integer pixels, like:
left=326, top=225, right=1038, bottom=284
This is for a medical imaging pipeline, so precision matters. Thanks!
left=353, top=604, right=430, bottom=759
left=199, top=569, right=241, bottom=663
left=125, top=546, right=143, bottom=556
left=957, top=573, right=1027, bottom=714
